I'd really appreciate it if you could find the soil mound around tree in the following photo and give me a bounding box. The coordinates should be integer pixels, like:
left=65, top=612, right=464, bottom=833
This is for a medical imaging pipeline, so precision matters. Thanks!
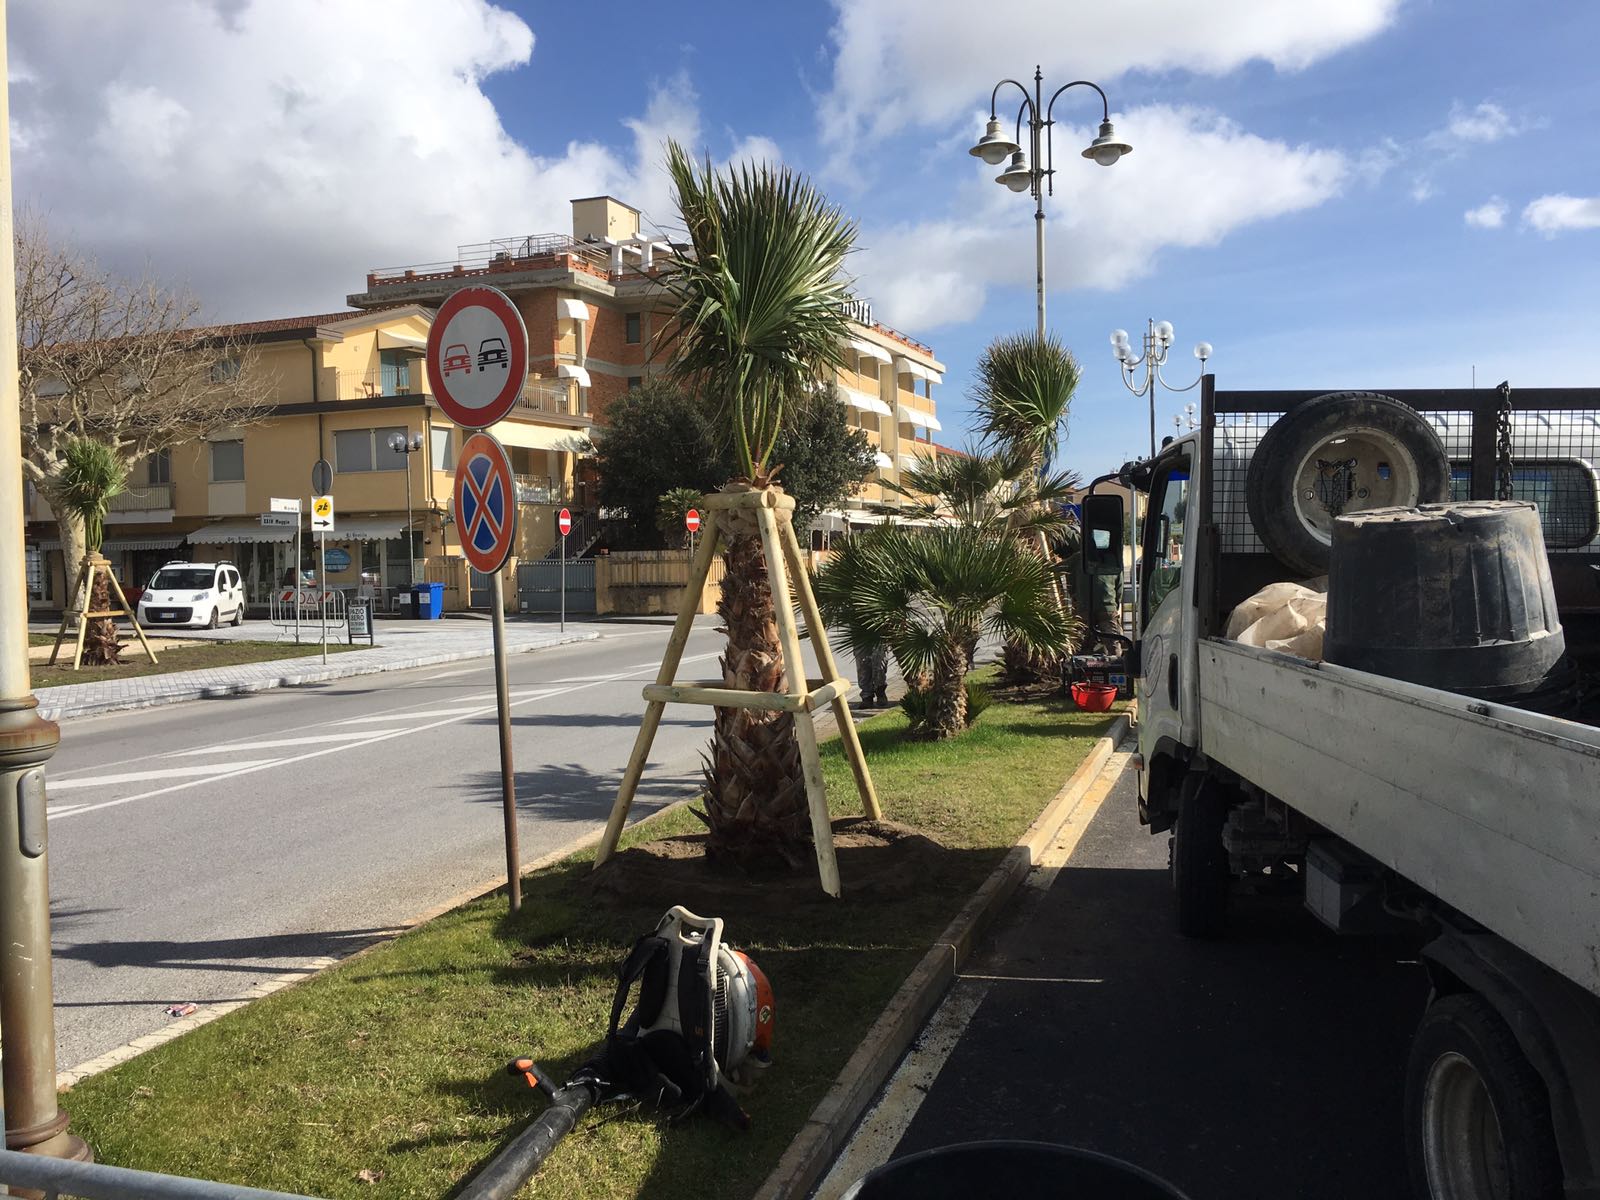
left=580, top=817, right=955, bottom=913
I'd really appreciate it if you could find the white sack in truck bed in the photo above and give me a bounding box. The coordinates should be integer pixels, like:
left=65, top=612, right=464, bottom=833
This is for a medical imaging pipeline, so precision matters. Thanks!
left=1226, top=581, right=1327, bottom=660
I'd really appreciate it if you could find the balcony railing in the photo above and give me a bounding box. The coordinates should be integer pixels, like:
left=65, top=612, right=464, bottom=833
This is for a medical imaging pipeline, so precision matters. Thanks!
left=366, top=235, right=614, bottom=291
left=110, top=482, right=174, bottom=512
left=518, top=379, right=587, bottom=419
left=336, top=369, right=420, bottom=401
left=515, top=475, right=567, bottom=505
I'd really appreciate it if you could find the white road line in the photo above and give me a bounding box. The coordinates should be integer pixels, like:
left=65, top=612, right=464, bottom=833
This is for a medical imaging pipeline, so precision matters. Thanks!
left=169, top=732, right=410, bottom=755
left=335, top=709, right=481, bottom=724
left=415, top=666, right=482, bottom=681
left=46, top=650, right=737, bottom=822
left=47, top=761, right=282, bottom=793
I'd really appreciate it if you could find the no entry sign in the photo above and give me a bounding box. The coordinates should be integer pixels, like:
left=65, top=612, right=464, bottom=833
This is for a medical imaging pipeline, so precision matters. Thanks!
left=557, top=507, right=572, bottom=537
left=685, top=508, right=701, bottom=534
left=453, top=432, right=518, bottom=574
left=426, top=286, right=529, bottom=429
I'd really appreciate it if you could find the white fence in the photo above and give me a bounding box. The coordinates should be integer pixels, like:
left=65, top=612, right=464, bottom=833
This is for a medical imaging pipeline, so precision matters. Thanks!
left=267, top=587, right=347, bottom=639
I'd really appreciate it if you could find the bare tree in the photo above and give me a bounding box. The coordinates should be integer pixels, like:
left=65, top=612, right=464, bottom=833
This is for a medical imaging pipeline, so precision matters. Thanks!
left=16, top=219, right=275, bottom=604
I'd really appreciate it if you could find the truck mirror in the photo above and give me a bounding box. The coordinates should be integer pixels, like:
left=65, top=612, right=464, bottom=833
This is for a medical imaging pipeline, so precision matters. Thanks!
left=1082, top=494, right=1124, bottom=577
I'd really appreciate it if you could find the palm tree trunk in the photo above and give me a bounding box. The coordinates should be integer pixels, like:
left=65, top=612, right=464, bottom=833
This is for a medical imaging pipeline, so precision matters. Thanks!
left=699, top=497, right=809, bottom=866
left=928, top=639, right=969, bottom=740
left=81, top=560, right=122, bottom=666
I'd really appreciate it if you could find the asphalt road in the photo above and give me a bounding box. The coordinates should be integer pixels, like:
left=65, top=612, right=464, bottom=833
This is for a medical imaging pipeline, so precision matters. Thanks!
left=832, top=761, right=1430, bottom=1199
left=41, top=615, right=825, bottom=1073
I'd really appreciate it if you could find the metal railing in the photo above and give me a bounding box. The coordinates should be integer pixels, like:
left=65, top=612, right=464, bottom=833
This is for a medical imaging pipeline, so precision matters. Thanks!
left=514, top=475, right=567, bottom=505
left=366, top=235, right=613, bottom=289
left=517, top=379, right=585, bottom=418
left=267, top=587, right=347, bottom=638
left=108, top=482, right=174, bottom=512
left=0, top=1148, right=321, bottom=1200
left=335, top=369, right=419, bottom=401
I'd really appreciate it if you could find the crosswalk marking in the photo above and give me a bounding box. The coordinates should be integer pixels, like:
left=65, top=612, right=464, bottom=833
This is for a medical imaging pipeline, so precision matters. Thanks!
left=48, top=761, right=282, bottom=792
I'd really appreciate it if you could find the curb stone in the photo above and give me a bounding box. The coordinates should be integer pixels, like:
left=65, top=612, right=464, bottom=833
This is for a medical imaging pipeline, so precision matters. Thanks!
left=33, top=633, right=601, bottom=722
left=754, top=707, right=1136, bottom=1200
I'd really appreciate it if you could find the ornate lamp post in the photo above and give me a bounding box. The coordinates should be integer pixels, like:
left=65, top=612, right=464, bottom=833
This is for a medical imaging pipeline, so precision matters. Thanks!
left=1111, top=320, right=1212, bottom=456
left=969, top=69, right=1131, bottom=336
left=388, top=431, right=425, bottom=583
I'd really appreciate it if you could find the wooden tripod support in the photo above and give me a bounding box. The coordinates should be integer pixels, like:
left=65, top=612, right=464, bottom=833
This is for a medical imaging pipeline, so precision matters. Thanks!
left=593, top=487, right=880, bottom=897
left=48, top=554, right=159, bottom=671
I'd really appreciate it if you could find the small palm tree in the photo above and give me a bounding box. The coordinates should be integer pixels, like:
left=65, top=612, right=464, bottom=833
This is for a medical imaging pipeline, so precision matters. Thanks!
left=973, top=332, right=1081, bottom=474
left=661, top=140, right=857, bottom=865
left=891, top=445, right=1079, bottom=539
left=57, top=437, right=128, bottom=665
left=815, top=524, right=1075, bottom=739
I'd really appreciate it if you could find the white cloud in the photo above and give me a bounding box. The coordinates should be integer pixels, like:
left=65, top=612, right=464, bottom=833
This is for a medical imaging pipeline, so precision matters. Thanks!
left=820, top=0, right=1399, bottom=156
left=1446, top=101, right=1515, bottom=144
left=853, top=105, right=1347, bottom=331
left=1410, top=178, right=1436, bottom=203
left=1463, top=198, right=1507, bottom=229
left=1522, top=194, right=1600, bottom=236
left=8, top=1, right=759, bottom=320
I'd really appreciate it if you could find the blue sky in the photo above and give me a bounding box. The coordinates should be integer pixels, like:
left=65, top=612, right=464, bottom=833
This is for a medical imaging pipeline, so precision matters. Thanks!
left=12, top=0, right=1600, bottom=479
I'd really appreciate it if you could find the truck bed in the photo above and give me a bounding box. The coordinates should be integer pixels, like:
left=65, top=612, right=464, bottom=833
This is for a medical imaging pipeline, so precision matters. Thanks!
left=1197, top=638, right=1600, bottom=997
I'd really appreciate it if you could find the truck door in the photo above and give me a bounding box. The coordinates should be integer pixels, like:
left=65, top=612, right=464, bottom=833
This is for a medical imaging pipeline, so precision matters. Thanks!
left=1137, top=451, right=1199, bottom=768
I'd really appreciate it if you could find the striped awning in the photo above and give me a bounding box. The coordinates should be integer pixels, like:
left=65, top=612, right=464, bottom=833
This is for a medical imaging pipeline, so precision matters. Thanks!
left=320, top=521, right=403, bottom=542
left=187, top=521, right=296, bottom=545
left=873, top=451, right=893, bottom=470
left=848, top=337, right=892, bottom=364
left=557, top=298, right=590, bottom=321
left=35, top=534, right=185, bottom=553
left=842, top=387, right=893, bottom=416
left=557, top=363, right=592, bottom=387
left=897, top=404, right=944, bottom=432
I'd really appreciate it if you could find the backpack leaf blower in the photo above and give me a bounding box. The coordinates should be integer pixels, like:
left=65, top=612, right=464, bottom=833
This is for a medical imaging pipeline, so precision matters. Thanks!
left=459, top=907, right=773, bottom=1200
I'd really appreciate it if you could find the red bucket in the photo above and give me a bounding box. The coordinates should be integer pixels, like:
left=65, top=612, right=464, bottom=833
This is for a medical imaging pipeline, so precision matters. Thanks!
left=1071, top=682, right=1118, bottom=712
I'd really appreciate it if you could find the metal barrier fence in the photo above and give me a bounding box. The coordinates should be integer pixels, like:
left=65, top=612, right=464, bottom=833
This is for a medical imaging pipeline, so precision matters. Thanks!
left=0, top=1147, right=321, bottom=1200
left=266, top=588, right=347, bottom=639
left=516, top=559, right=596, bottom=613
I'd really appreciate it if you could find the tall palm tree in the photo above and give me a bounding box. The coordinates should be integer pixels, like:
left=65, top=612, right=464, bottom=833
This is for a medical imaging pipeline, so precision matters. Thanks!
left=660, top=140, right=857, bottom=866
left=815, top=524, right=1074, bottom=739
left=56, top=437, right=128, bottom=665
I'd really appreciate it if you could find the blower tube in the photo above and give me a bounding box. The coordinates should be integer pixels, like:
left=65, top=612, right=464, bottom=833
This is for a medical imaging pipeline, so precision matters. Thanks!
left=457, top=1080, right=602, bottom=1200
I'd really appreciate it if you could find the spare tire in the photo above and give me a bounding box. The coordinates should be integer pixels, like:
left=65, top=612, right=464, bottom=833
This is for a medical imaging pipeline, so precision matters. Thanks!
left=1246, top=391, right=1450, bottom=576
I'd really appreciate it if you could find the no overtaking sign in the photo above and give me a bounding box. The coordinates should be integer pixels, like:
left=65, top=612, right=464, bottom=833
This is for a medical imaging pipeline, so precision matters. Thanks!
left=426, top=286, right=529, bottom=430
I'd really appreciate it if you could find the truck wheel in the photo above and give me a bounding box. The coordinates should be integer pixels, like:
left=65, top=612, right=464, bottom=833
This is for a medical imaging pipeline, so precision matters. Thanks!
left=1405, top=993, right=1562, bottom=1200
left=1246, top=391, right=1450, bottom=577
left=1171, top=772, right=1229, bottom=938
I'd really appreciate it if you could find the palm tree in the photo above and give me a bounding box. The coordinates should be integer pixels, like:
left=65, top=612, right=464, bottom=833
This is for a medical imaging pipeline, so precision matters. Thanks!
left=890, top=445, right=1079, bottom=538
left=56, top=437, right=128, bottom=665
left=815, top=523, right=1074, bottom=739
left=660, top=140, right=857, bottom=865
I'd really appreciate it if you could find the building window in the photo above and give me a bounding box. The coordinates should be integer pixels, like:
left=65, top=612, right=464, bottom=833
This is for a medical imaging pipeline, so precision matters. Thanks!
left=624, top=312, right=641, bottom=344
left=431, top=427, right=454, bottom=472
left=25, top=546, right=43, bottom=599
left=147, top=448, right=171, bottom=484
left=627, top=376, right=643, bottom=391
left=336, top=427, right=409, bottom=473
left=210, top=439, right=244, bottom=482
left=210, top=357, right=242, bottom=384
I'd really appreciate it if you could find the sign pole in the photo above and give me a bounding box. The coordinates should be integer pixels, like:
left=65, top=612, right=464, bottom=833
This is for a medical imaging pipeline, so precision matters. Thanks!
left=320, top=530, right=328, bottom=665
left=294, top=519, right=302, bottom=645
left=491, top=567, right=521, bottom=914
left=560, top=520, right=566, bottom=633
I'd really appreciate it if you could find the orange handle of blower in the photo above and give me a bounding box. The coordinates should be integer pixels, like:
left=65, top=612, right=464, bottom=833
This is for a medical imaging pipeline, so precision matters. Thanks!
left=507, top=1057, right=557, bottom=1099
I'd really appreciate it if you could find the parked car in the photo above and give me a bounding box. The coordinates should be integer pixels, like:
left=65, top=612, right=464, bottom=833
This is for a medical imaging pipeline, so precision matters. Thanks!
left=137, top=562, right=246, bottom=629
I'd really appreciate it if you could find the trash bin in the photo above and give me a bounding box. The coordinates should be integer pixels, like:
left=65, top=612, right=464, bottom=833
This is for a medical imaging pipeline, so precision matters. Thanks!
left=397, top=590, right=414, bottom=616
left=840, top=1142, right=1190, bottom=1200
left=413, top=582, right=445, bottom=620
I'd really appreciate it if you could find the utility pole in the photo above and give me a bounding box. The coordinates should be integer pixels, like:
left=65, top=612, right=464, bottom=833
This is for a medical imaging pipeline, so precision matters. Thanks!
left=0, top=0, right=91, bottom=1163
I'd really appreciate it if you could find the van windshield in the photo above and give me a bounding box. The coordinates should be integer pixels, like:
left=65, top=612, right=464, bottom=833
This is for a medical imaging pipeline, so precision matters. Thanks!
left=150, top=568, right=214, bottom=590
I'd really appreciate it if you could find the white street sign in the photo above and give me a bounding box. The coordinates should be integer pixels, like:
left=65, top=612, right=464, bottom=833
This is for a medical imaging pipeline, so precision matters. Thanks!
left=311, top=495, right=335, bottom=532
left=259, top=513, right=297, bottom=528
left=270, top=497, right=302, bottom=513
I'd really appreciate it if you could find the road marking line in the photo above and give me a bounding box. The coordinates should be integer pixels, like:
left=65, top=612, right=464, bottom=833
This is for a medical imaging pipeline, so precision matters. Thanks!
left=47, top=761, right=282, bottom=792
left=813, top=745, right=1131, bottom=1199
left=169, top=732, right=410, bottom=755
left=334, top=708, right=481, bottom=724
left=46, top=651, right=741, bottom=822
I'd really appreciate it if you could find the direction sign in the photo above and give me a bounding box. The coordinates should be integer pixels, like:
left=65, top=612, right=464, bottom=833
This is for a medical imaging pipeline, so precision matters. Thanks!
left=311, top=459, right=333, bottom=496
left=453, top=432, right=517, bottom=574
left=557, top=508, right=572, bottom=537
left=685, top=508, right=701, bottom=534
left=270, top=497, right=302, bottom=514
left=260, top=513, right=298, bottom=528
left=311, top=494, right=335, bottom=532
left=426, top=286, right=529, bottom=430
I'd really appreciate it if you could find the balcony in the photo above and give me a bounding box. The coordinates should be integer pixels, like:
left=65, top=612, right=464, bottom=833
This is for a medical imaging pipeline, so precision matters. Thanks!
left=517, top=379, right=588, bottom=420
left=336, top=369, right=422, bottom=401
left=110, top=483, right=174, bottom=512
left=365, top=235, right=615, bottom=292
left=515, top=475, right=566, bottom=505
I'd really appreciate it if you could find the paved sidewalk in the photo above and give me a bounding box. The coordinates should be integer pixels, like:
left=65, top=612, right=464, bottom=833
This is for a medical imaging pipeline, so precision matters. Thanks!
left=31, top=616, right=605, bottom=722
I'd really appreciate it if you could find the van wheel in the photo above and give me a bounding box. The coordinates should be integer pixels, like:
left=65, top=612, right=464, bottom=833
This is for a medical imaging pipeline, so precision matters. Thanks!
left=231, top=603, right=245, bottom=626
left=1171, top=772, right=1230, bottom=938
left=1406, top=993, right=1562, bottom=1200
left=208, top=607, right=220, bottom=629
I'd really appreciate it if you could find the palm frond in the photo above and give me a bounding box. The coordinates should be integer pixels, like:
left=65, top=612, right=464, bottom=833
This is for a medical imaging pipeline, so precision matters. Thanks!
left=973, top=332, right=1081, bottom=471
left=57, top=437, right=127, bottom=553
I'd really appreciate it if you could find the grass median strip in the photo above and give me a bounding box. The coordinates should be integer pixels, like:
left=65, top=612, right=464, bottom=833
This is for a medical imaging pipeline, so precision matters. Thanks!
left=30, top=639, right=371, bottom=690
left=63, top=680, right=1120, bottom=1199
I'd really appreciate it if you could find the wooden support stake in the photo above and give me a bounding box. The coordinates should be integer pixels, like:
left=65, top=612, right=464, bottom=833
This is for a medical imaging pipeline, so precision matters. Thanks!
left=594, top=523, right=722, bottom=867
left=70, top=559, right=93, bottom=670
left=642, top=682, right=803, bottom=712
left=106, top=569, right=158, bottom=665
left=46, top=559, right=88, bottom=666
left=779, top=516, right=883, bottom=821
left=757, top=503, right=840, bottom=898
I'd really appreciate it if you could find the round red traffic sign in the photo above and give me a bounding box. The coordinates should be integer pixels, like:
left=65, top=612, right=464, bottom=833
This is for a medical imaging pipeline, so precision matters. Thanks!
left=453, top=432, right=518, bottom=574
left=426, top=286, right=529, bottom=430
left=685, top=508, right=701, bottom=533
left=557, top=508, right=572, bottom=536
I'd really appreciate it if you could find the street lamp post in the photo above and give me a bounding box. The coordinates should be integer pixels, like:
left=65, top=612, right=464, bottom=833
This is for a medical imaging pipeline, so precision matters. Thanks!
left=388, top=431, right=425, bottom=585
left=969, top=68, right=1132, bottom=337
left=1111, top=320, right=1212, bottom=457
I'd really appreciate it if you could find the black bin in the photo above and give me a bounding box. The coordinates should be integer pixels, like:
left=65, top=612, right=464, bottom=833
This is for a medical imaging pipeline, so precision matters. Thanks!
left=841, top=1142, right=1190, bottom=1200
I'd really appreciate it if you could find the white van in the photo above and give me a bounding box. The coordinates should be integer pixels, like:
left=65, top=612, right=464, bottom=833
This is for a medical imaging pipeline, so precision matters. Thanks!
left=137, top=562, right=246, bottom=629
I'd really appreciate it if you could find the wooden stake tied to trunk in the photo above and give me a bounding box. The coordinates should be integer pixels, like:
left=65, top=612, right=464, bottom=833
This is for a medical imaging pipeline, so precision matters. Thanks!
left=594, top=486, right=880, bottom=898
left=48, top=554, right=159, bottom=670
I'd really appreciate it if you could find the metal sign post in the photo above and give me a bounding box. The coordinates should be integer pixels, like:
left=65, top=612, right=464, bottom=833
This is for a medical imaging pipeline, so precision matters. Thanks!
left=270, top=498, right=302, bottom=644
left=311, top=495, right=335, bottom=665
left=557, top=507, right=571, bottom=634
left=685, top=507, right=700, bottom=566
left=454, top=431, right=522, bottom=914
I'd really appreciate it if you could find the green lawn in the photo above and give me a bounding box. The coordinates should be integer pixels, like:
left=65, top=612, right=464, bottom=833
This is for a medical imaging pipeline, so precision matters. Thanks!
left=62, top=682, right=1120, bottom=1200
left=31, top=639, right=370, bottom=690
